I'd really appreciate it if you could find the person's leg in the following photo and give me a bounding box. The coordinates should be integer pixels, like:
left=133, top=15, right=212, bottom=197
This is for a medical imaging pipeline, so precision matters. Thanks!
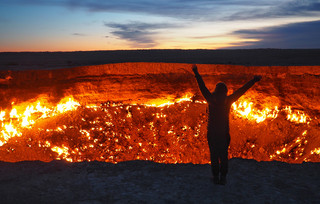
left=220, top=151, right=228, bottom=175
left=220, top=133, right=230, bottom=176
left=210, top=148, right=220, bottom=178
left=219, top=144, right=229, bottom=185
left=208, top=143, right=220, bottom=184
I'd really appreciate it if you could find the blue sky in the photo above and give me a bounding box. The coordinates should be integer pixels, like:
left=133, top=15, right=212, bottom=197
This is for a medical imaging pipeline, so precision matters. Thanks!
left=0, top=0, right=319, bottom=51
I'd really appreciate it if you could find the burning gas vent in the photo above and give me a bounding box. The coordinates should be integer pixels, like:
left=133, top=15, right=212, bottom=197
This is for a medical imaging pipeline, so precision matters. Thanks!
left=0, top=63, right=319, bottom=163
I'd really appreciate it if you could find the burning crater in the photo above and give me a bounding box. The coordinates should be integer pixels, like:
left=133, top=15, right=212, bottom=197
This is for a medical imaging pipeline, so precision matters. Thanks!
left=0, top=63, right=319, bottom=163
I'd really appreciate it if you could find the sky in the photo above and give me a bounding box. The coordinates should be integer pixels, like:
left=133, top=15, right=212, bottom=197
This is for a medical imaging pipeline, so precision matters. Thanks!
left=0, top=0, right=320, bottom=51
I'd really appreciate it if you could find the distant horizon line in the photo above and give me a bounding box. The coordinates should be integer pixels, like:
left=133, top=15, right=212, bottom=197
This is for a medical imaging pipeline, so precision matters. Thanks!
left=1, top=48, right=320, bottom=53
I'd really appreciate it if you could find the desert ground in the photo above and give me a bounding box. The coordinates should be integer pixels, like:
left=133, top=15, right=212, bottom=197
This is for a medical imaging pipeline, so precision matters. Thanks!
left=0, top=159, right=319, bottom=203
left=0, top=49, right=319, bottom=203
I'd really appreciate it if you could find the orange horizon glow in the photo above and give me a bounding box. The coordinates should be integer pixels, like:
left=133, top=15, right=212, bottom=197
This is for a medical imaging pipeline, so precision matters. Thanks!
left=0, top=37, right=248, bottom=52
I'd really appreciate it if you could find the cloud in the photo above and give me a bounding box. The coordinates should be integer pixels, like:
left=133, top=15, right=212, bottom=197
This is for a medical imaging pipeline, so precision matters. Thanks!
left=62, top=0, right=227, bottom=21
left=72, top=33, right=86, bottom=36
left=226, top=0, right=320, bottom=20
left=283, top=0, right=320, bottom=14
left=230, top=20, right=320, bottom=48
left=105, top=22, right=174, bottom=47
left=5, top=0, right=320, bottom=21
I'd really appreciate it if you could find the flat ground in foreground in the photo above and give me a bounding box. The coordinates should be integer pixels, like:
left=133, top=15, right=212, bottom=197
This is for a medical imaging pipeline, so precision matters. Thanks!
left=0, top=158, right=319, bottom=203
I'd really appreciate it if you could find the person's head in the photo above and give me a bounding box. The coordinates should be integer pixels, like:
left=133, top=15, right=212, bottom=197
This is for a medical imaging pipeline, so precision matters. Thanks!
left=214, top=82, right=228, bottom=95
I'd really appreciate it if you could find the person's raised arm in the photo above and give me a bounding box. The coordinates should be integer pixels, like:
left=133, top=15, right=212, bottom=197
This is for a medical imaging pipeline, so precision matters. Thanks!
left=192, top=64, right=211, bottom=101
left=229, top=75, right=262, bottom=102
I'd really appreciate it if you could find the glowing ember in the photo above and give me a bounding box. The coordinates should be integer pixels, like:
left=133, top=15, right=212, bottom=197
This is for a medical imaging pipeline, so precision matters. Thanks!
left=0, top=93, right=318, bottom=164
left=284, top=106, right=309, bottom=124
left=311, top=148, right=320, bottom=155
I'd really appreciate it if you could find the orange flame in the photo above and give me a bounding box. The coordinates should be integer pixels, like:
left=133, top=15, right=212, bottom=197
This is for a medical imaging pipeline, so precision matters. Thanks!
left=0, top=96, right=80, bottom=146
left=51, top=145, right=73, bottom=162
left=232, top=101, right=279, bottom=123
left=0, top=92, right=318, bottom=163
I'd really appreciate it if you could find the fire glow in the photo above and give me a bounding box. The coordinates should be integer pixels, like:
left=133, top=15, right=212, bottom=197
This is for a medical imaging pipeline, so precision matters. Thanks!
left=0, top=93, right=318, bottom=164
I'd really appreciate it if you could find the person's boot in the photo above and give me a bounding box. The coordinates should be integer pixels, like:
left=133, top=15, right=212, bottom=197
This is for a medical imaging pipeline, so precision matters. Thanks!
left=213, top=176, right=220, bottom=185
left=219, top=175, right=227, bottom=185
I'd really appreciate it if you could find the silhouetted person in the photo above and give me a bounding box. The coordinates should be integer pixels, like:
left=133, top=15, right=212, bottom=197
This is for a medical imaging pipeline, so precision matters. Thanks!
left=192, top=64, right=261, bottom=185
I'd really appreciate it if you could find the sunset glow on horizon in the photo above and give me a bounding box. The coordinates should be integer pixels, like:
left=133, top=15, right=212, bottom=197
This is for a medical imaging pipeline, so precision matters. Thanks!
left=0, top=0, right=320, bottom=52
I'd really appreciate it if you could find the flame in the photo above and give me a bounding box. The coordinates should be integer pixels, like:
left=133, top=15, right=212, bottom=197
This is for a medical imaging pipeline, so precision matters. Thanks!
left=0, top=96, right=80, bottom=146
left=284, top=106, right=309, bottom=124
left=144, top=93, right=193, bottom=107
left=1, top=122, right=22, bottom=144
left=232, top=101, right=279, bottom=123
left=10, top=108, right=18, bottom=118
left=311, top=148, right=320, bottom=155
left=57, top=98, right=81, bottom=113
left=269, top=130, right=310, bottom=161
left=51, top=145, right=73, bottom=162
left=231, top=100, right=311, bottom=125
left=0, top=92, right=317, bottom=164
left=0, top=111, right=5, bottom=121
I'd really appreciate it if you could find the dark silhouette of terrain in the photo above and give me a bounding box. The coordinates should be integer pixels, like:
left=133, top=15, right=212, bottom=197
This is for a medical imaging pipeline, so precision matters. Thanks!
left=1, top=49, right=320, bottom=70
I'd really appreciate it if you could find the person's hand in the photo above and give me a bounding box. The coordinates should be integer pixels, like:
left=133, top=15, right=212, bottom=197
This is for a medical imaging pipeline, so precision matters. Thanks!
left=253, top=75, right=262, bottom=82
left=192, top=64, right=198, bottom=74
